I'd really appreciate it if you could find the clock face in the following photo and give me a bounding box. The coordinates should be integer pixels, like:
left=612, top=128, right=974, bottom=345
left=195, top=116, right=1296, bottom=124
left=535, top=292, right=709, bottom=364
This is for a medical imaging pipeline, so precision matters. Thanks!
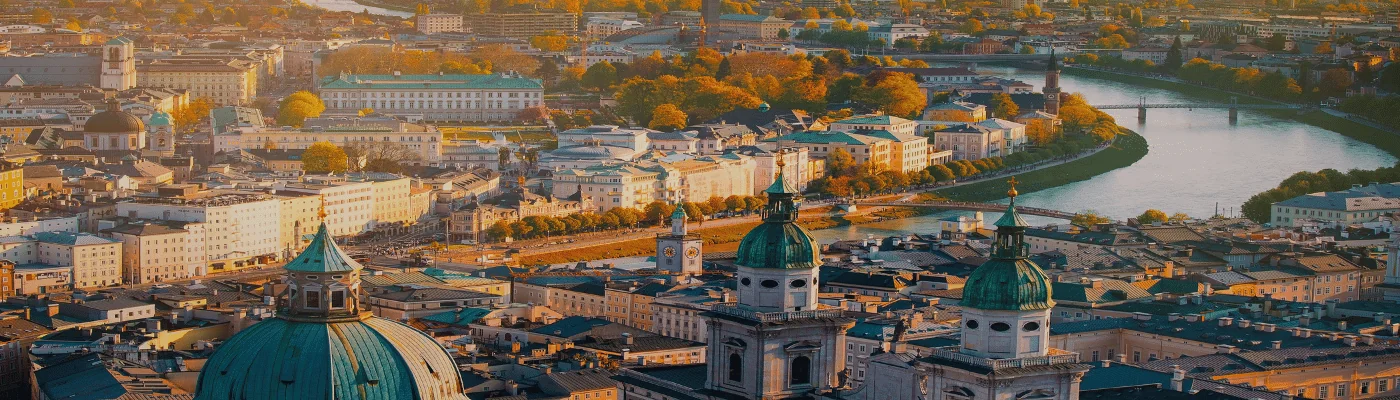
left=685, top=247, right=699, bottom=259
left=663, top=246, right=676, bottom=257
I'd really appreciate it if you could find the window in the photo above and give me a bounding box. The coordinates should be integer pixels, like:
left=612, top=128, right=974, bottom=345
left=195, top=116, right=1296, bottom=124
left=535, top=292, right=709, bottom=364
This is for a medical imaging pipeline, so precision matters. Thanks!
left=1023, top=321, right=1040, bottom=331
left=728, top=353, right=742, bottom=382
left=1319, top=386, right=1329, bottom=398
left=331, top=290, right=346, bottom=308
left=1133, top=351, right=1141, bottom=363
left=305, top=290, right=321, bottom=308
left=1337, top=384, right=1347, bottom=397
left=790, top=356, right=811, bottom=386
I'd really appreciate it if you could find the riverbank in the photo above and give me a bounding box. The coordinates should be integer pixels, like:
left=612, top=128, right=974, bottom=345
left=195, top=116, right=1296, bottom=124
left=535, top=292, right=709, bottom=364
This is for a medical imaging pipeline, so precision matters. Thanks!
left=1066, top=66, right=1400, bottom=158
left=931, top=129, right=1150, bottom=202
left=350, top=0, right=414, bottom=13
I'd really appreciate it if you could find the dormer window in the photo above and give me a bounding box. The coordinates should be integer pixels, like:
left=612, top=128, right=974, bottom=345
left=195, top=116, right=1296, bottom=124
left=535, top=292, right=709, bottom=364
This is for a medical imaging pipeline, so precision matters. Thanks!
left=307, top=275, right=319, bottom=280
left=331, top=290, right=347, bottom=309
left=305, top=290, right=322, bottom=308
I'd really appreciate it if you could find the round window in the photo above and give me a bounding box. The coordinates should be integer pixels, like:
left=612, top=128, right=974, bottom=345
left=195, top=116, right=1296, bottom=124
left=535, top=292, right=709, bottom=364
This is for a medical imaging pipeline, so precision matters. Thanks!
left=760, top=279, right=779, bottom=288
left=1023, top=321, right=1041, bottom=332
left=791, top=279, right=807, bottom=288
left=990, top=322, right=1011, bottom=332
left=740, top=278, right=751, bottom=286
left=966, top=320, right=978, bottom=329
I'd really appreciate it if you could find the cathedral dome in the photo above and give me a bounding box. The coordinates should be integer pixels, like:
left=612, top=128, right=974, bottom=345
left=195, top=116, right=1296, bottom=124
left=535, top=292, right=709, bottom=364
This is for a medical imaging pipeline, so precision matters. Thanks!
left=194, top=221, right=468, bottom=400
left=960, top=183, right=1055, bottom=311
left=735, top=173, right=821, bottom=269
left=147, top=111, right=172, bottom=127
left=85, top=100, right=144, bottom=133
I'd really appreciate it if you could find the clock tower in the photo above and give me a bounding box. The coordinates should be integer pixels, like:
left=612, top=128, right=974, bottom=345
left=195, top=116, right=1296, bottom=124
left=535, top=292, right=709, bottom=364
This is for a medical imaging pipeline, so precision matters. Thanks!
left=657, top=202, right=703, bottom=274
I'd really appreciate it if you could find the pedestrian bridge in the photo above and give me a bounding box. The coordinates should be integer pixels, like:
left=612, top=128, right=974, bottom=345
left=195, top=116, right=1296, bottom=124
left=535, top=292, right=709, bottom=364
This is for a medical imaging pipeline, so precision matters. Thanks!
left=1090, top=103, right=1302, bottom=110
left=836, top=199, right=1076, bottom=220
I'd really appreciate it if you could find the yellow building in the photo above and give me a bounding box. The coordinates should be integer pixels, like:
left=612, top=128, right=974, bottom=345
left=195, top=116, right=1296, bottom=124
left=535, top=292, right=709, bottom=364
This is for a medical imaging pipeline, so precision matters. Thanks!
left=136, top=59, right=258, bottom=106
left=923, top=101, right=987, bottom=122
left=0, top=119, right=44, bottom=144
left=0, top=161, right=22, bottom=211
left=275, top=194, right=321, bottom=257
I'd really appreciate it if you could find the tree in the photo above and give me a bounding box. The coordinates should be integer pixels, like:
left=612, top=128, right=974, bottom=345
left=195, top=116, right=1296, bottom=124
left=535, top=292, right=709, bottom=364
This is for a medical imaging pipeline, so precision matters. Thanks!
left=1163, top=36, right=1184, bottom=71
left=990, top=93, right=1020, bottom=119
left=276, top=91, right=325, bottom=127
left=853, top=72, right=926, bottom=118
left=1136, top=209, right=1168, bottom=225
left=31, top=8, right=53, bottom=24
left=466, top=44, right=539, bottom=76
left=485, top=221, right=513, bottom=241
left=581, top=61, right=618, bottom=92
left=826, top=148, right=856, bottom=177
left=518, top=106, right=549, bottom=123
left=1168, top=213, right=1191, bottom=223
left=715, top=57, right=732, bottom=79
left=530, top=31, right=571, bottom=52
left=778, top=28, right=789, bottom=40
left=171, top=97, right=215, bottom=134
left=342, top=140, right=421, bottom=173
left=302, top=142, right=349, bottom=174
left=1265, top=33, right=1287, bottom=52
left=1071, top=211, right=1111, bottom=227
left=1314, top=41, right=1333, bottom=55
left=1319, top=68, right=1353, bottom=97
left=928, top=164, right=955, bottom=181
left=58, top=0, right=75, bottom=7
left=642, top=201, right=676, bottom=226
left=648, top=104, right=688, bottom=131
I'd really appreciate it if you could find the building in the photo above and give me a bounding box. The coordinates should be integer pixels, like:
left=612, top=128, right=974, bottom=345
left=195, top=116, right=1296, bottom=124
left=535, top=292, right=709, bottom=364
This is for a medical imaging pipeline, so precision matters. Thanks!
left=550, top=155, right=755, bottom=212
left=101, top=37, right=137, bottom=91
left=0, top=38, right=134, bottom=89
left=979, top=118, right=1028, bottom=155
left=768, top=130, right=894, bottom=171
left=275, top=178, right=375, bottom=236
left=828, top=115, right=919, bottom=137
left=116, top=188, right=281, bottom=274
left=702, top=172, right=855, bottom=398
left=558, top=125, right=653, bottom=153
left=232, top=117, right=443, bottom=164
left=192, top=221, right=471, bottom=400
left=1270, top=183, right=1400, bottom=227
left=82, top=100, right=146, bottom=151
left=587, top=18, right=644, bottom=37
left=102, top=221, right=196, bottom=284
left=1044, top=53, right=1062, bottom=115
left=137, top=58, right=258, bottom=106
left=929, top=123, right=1003, bottom=161
left=467, top=11, right=578, bottom=38
left=450, top=181, right=590, bottom=242
left=923, top=101, right=987, bottom=122
left=318, top=72, right=544, bottom=122
left=367, top=287, right=504, bottom=320
left=415, top=14, right=464, bottom=34
left=712, top=14, right=789, bottom=40
left=656, top=207, right=702, bottom=275
left=0, top=160, right=20, bottom=212
left=33, top=231, right=122, bottom=289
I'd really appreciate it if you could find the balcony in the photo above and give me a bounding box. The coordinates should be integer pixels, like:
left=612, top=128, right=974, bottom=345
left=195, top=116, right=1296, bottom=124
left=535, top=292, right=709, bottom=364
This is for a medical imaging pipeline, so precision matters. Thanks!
left=710, top=303, right=845, bottom=323
left=927, top=346, right=1079, bottom=371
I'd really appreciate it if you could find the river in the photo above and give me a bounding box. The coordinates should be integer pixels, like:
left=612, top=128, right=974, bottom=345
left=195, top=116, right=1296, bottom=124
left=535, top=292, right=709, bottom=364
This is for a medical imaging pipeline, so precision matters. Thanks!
left=304, top=0, right=414, bottom=17
left=809, top=65, right=1397, bottom=243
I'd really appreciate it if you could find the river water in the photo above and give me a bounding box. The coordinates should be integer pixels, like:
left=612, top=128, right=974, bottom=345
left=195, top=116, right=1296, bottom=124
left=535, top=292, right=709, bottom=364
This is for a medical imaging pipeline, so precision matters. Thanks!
left=305, top=0, right=414, bottom=17
left=809, top=65, right=1397, bottom=242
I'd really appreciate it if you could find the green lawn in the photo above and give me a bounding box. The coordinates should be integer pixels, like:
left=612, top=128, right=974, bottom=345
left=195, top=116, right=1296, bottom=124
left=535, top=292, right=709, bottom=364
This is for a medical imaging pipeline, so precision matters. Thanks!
left=932, top=130, right=1150, bottom=202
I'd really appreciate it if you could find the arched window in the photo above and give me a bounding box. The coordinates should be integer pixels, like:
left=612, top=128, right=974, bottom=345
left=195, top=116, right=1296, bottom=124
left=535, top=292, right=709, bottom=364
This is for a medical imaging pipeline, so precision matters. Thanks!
left=728, top=353, right=743, bottom=382
left=790, top=355, right=811, bottom=386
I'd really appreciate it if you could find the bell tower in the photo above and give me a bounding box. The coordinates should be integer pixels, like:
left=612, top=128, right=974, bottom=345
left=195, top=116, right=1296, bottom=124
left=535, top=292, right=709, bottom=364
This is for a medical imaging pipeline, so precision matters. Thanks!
left=101, top=37, right=136, bottom=91
left=283, top=198, right=367, bottom=321
left=704, top=171, right=854, bottom=399
left=147, top=111, right=175, bottom=156
left=1044, top=51, right=1062, bottom=115
left=656, top=197, right=703, bottom=275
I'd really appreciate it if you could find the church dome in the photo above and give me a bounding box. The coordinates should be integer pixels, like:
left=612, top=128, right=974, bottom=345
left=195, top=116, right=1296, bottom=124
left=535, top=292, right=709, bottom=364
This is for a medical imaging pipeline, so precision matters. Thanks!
left=195, top=220, right=468, bottom=400
left=960, top=184, right=1055, bottom=311
left=147, top=111, right=172, bottom=127
left=84, top=100, right=144, bottom=133
left=735, top=172, right=821, bottom=269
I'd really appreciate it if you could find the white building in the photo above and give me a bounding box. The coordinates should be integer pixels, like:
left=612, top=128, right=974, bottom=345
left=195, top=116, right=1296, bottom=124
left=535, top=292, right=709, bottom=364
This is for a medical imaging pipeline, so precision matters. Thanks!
left=586, top=18, right=644, bottom=37
left=231, top=117, right=443, bottom=164
left=116, top=189, right=281, bottom=273
left=275, top=178, right=375, bottom=236
left=557, top=125, right=653, bottom=153
left=318, top=71, right=544, bottom=122
left=415, top=14, right=464, bottom=34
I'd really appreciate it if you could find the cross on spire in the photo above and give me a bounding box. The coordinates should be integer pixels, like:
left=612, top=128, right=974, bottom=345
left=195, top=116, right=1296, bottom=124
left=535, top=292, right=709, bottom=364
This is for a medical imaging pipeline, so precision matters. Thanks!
left=318, top=195, right=328, bottom=220
left=1007, top=176, right=1020, bottom=199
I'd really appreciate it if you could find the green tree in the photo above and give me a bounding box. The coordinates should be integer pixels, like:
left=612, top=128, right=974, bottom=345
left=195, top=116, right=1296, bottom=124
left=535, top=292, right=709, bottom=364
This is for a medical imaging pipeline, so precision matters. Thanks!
left=777, top=28, right=789, bottom=40
left=928, top=164, right=955, bottom=181
left=302, top=141, right=349, bottom=174
left=581, top=61, right=618, bottom=92
left=648, top=104, right=688, bottom=131
left=642, top=201, right=676, bottom=226
left=1136, top=209, right=1168, bottom=225
left=1163, top=36, right=1183, bottom=71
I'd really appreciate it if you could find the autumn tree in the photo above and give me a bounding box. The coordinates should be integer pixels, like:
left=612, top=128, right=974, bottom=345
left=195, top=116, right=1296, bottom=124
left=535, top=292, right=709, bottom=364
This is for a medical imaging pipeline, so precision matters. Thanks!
left=342, top=140, right=421, bottom=174
left=1071, top=211, right=1111, bottom=227
left=171, top=97, right=215, bottom=134
left=530, top=31, right=571, bottom=52
left=990, top=93, right=1020, bottom=119
left=1136, top=209, right=1168, bottom=225
left=853, top=72, right=926, bottom=118
left=31, top=8, right=53, bottom=24
left=276, top=91, right=325, bottom=127
left=467, top=44, right=539, bottom=75
left=826, top=148, right=857, bottom=177
left=648, top=104, right=688, bottom=131
left=582, top=61, right=618, bottom=92
left=302, top=141, right=349, bottom=174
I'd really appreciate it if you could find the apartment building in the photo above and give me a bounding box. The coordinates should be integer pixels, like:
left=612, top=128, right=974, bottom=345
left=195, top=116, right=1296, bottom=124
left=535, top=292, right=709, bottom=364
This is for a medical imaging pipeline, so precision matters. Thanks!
left=929, top=123, right=1003, bottom=161
left=415, top=14, right=464, bottom=34
left=115, top=188, right=281, bottom=273
left=467, top=11, right=578, bottom=38
left=33, top=232, right=121, bottom=289
left=275, top=178, right=375, bottom=236
left=102, top=221, right=197, bottom=284
left=1271, top=183, right=1400, bottom=227
left=767, top=130, right=894, bottom=170
left=712, top=14, right=789, bottom=40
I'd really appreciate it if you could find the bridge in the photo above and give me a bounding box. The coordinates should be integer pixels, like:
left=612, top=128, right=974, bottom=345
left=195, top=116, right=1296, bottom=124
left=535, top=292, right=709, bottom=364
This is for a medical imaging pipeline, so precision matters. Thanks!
left=837, top=199, right=1076, bottom=220
left=883, top=53, right=1052, bottom=62
left=1090, top=97, right=1304, bottom=123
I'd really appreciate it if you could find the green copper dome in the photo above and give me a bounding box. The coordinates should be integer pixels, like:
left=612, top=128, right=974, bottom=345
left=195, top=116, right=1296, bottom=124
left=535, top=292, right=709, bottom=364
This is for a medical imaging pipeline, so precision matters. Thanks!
left=194, top=317, right=468, bottom=400
left=148, top=111, right=172, bottom=127
left=195, top=221, right=468, bottom=400
left=736, top=172, right=821, bottom=269
left=961, top=183, right=1055, bottom=311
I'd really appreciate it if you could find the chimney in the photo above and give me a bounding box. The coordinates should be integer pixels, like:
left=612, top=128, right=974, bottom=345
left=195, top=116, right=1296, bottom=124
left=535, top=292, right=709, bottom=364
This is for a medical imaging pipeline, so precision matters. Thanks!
left=510, top=341, right=521, bottom=354
left=1300, top=315, right=1312, bottom=326
left=1345, top=336, right=1358, bottom=346
left=1297, top=328, right=1312, bottom=338
left=1170, top=365, right=1185, bottom=392
left=1099, top=359, right=1111, bottom=368
left=1090, top=278, right=1103, bottom=289
left=1168, top=313, right=1182, bottom=322
left=1218, top=317, right=1234, bottom=327
left=1185, top=314, right=1202, bottom=322
left=622, top=332, right=634, bottom=345
left=1116, top=352, right=1127, bottom=363
left=1133, top=312, right=1151, bottom=321
left=1215, top=344, right=1237, bottom=354
left=1236, top=319, right=1251, bottom=329
left=1338, top=321, right=1348, bottom=331
left=1362, top=334, right=1377, bottom=345
left=1270, top=340, right=1282, bottom=349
